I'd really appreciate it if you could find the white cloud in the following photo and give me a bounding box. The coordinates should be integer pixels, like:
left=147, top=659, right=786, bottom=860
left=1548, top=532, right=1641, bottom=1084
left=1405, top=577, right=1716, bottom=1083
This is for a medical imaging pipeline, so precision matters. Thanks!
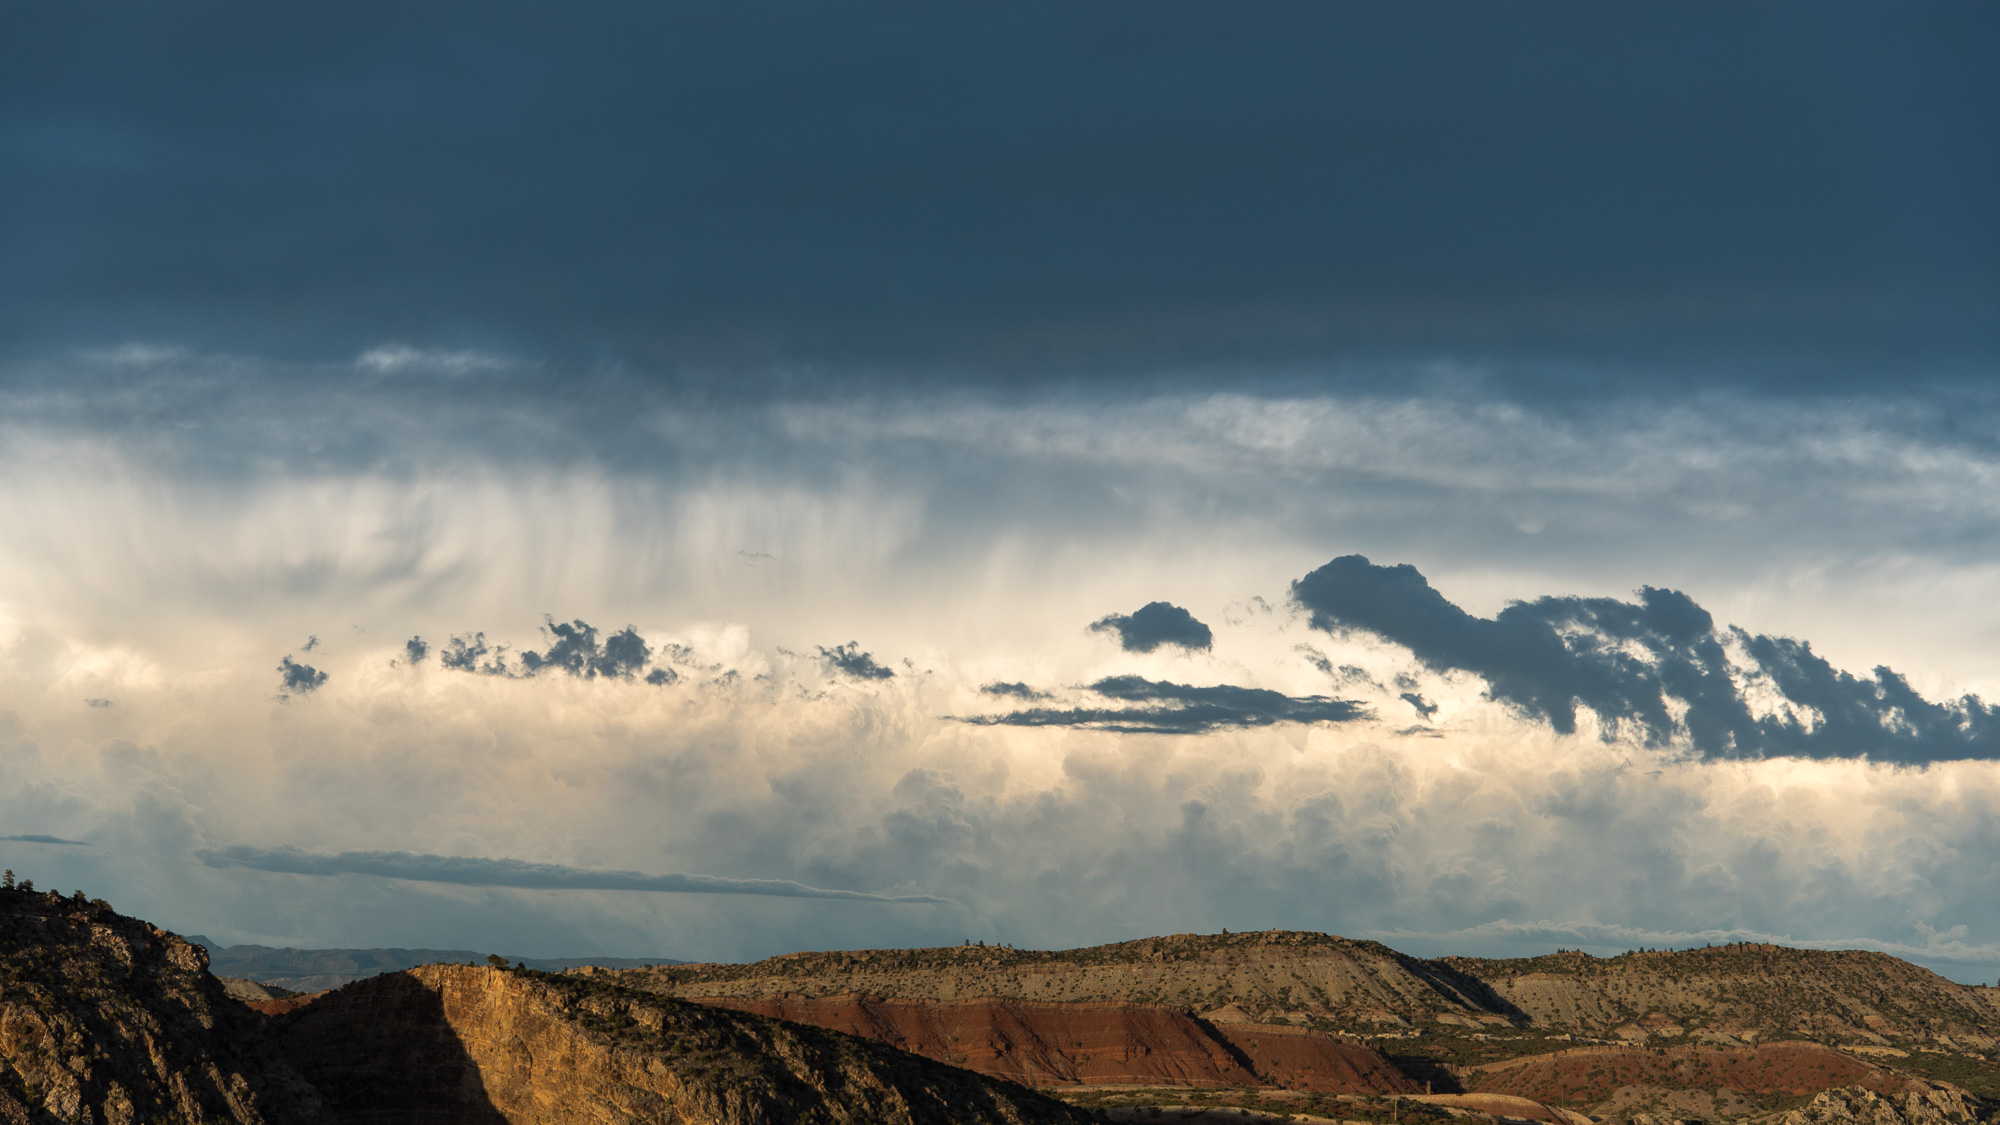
left=3, top=354, right=2000, bottom=972
left=356, top=345, right=513, bottom=375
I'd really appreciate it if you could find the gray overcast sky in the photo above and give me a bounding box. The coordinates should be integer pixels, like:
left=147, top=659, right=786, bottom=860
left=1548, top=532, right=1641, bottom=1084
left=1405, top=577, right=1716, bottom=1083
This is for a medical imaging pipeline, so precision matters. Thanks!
left=3, top=1, right=1994, bottom=381
left=4, top=2, right=2000, bottom=978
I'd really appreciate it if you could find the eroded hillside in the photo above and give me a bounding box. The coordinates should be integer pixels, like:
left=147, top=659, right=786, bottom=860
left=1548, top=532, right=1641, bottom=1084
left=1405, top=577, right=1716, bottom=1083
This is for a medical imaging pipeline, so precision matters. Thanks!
left=0, top=888, right=1095, bottom=1125
left=604, top=930, right=2000, bottom=1121
left=621, top=933, right=2000, bottom=1048
left=1442, top=947, right=2000, bottom=1047
left=278, top=963, right=1096, bottom=1125
left=0, top=886, right=320, bottom=1124
left=622, top=931, right=1507, bottom=1032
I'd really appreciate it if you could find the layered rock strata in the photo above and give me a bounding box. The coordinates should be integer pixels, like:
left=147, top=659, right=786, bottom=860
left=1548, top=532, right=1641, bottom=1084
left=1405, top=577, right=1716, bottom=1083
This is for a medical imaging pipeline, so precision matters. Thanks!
left=685, top=993, right=1415, bottom=1092
left=615, top=933, right=2000, bottom=1047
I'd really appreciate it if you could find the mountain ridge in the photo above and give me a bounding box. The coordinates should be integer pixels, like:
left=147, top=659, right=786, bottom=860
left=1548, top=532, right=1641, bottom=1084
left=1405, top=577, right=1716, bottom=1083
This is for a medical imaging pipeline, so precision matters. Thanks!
left=0, top=887, right=1093, bottom=1124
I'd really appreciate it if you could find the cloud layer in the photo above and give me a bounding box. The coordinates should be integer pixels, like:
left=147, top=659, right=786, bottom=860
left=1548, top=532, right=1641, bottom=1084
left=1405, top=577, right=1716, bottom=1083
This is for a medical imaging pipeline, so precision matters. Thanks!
left=964, top=675, right=1366, bottom=735
left=197, top=847, right=952, bottom=904
left=1294, top=555, right=2000, bottom=763
left=4, top=5, right=1992, bottom=371
left=2, top=356, right=2000, bottom=977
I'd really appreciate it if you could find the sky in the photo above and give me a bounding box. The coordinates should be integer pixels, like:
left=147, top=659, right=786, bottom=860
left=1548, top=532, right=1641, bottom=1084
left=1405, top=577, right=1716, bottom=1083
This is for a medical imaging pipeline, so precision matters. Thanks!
left=3, top=2, right=2000, bottom=981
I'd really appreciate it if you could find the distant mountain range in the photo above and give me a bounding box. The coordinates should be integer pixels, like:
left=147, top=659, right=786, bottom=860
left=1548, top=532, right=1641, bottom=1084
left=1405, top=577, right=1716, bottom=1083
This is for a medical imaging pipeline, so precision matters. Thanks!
left=184, top=935, right=683, bottom=992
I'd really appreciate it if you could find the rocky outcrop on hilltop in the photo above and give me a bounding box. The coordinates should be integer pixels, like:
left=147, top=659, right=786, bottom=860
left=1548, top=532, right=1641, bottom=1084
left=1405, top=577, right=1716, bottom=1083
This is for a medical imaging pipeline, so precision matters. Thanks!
left=0, top=886, right=320, bottom=1124
left=1762, top=1084, right=1988, bottom=1125
left=277, top=964, right=1096, bottom=1124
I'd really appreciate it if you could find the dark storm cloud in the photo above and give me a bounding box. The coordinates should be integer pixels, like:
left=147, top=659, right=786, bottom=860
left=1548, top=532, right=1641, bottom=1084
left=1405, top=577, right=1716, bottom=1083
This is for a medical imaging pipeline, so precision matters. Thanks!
left=516, top=619, right=651, bottom=679
left=439, top=632, right=507, bottom=675
left=196, top=846, right=950, bottom=903
left=1, top=2, right=1993, bottom=377
left=818, top=642, right=894, bottom=681
left=1292, top=555, right=2000, bottom=763
left=1090, top=602, right=1214, bottom=653
left=403, top=636, right=428, bottom=664
left=0, top=834, right=89, bottom=846
left=980, top=681, right=1051, bottom=701
left=276, top=655, right=327, bottom=695
left=966, top=675, right=1366, bottom=736
left=1400, top=692, right=1439, bottom=721
left=438, top=620, right=654, bottom=680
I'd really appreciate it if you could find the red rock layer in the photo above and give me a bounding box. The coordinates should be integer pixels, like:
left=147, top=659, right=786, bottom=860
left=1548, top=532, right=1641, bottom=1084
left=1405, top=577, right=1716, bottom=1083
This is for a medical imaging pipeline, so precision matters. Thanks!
left=242, top=997, right=317, bottom=1016
left=689, top=993, right=1417, bottom=1093
left=1208, top=1019, right=1418, bottom=1093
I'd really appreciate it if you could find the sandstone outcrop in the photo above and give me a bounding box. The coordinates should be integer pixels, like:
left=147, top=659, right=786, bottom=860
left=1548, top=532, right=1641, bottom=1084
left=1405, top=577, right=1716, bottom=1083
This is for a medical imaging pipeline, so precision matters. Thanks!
left=275, top=963, right=1097, bottom=1124
left=1761, top=1084, right=1988, bottom=1125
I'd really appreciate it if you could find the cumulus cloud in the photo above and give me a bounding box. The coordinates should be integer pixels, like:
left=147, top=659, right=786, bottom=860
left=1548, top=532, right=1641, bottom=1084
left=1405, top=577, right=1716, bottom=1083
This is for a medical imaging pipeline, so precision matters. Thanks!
left=276, top=655, right=328, bottom=696
left=196, top=846, right=951, bottom=904
left=964, top=674, right=1367, bottom=735
left=438, top=633, right=497, bottom=673
left=1293, top=555, right=2000, bottom=764
left=517, top=619, right=652, bottom=679
left=435, top=620, right=656, bottom=681
left=1090, top=601, right=1214, bottom=653
left=818, top=641, right=894, bottom=681
left=10, top=357, right=2000, bottom=972
left=404, top=636, right=428, bottom=664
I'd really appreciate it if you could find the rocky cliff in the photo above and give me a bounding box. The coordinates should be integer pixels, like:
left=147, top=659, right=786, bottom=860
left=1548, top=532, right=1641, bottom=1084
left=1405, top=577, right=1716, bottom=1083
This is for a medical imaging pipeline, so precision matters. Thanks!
left=0, top=889, right=1095, bottom=1125
left=276, top=964, right=1095, bottom=1125
left=0, top=886, right=319, bottom=1125
left=1763, top=1085, right=1987, bottom=1125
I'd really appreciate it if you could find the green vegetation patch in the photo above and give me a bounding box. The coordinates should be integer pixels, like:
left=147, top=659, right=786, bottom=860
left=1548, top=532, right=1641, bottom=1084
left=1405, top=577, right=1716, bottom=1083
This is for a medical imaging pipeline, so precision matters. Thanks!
left=1889, top=1052, right=2000, bottom=1099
